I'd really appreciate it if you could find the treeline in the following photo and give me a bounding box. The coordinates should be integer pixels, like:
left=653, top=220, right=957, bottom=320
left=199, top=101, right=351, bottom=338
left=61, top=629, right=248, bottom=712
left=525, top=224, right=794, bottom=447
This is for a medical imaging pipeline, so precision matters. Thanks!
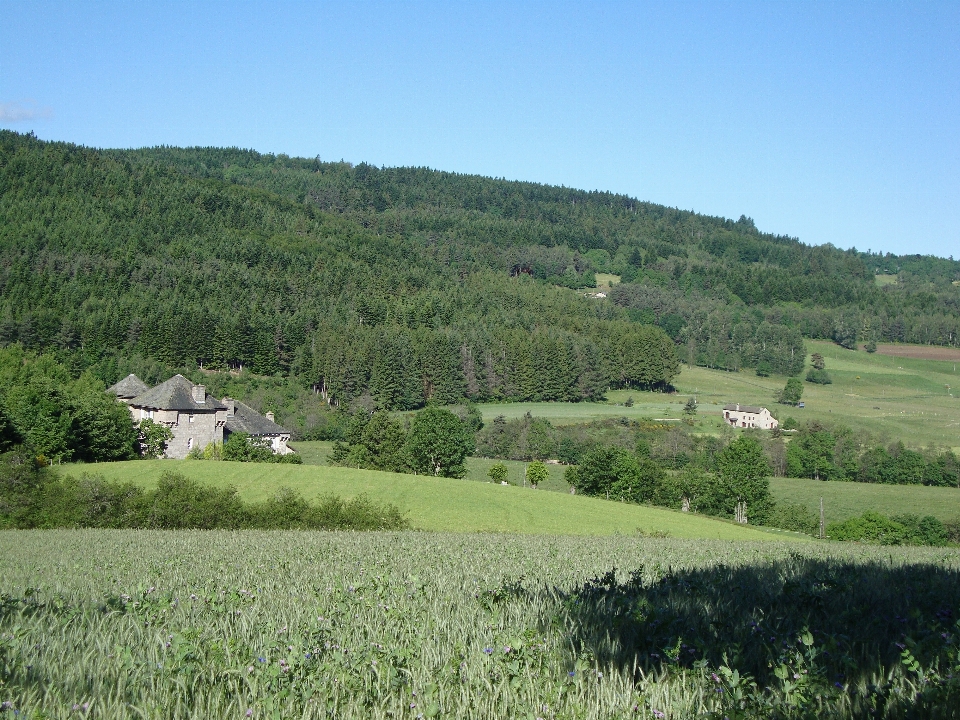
left=828, top=511, right=957, bottom=546
left=0, top=459, right=407, bottom=530
left=784, top=422, right=960, bottom=486
left=2, top=130, right=959, bottom=416
left=0, top=346, right=139, bottom=463
left=306, top=321, right=677, bottom=408
left=328, top=406, right=477, bottom=478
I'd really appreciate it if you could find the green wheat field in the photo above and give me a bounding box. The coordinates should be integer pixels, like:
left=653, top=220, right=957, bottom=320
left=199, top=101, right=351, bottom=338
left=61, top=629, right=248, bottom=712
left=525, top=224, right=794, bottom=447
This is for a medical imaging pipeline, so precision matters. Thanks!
left=2, top=532, right=959, bottom=718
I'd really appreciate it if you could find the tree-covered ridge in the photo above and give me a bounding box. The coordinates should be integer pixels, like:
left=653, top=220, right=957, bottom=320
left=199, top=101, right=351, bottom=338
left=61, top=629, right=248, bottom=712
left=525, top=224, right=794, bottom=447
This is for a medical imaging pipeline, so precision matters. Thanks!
left=1, top=131, right=958, bottom=410
left=118, top=139, right=960, bottom=350
left=0, top=131, right=678, bottom=407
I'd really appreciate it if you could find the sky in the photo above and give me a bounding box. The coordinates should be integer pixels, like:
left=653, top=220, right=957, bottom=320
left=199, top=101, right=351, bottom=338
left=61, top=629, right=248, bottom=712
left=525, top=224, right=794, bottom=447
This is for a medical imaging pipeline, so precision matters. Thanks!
left=2, top=1, right=959, bottom=258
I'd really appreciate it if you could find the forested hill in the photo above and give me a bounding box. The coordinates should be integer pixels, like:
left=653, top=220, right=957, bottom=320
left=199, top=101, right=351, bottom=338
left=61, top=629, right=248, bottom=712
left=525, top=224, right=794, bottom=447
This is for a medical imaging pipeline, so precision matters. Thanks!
left=1, top=130, right=958, bottom=409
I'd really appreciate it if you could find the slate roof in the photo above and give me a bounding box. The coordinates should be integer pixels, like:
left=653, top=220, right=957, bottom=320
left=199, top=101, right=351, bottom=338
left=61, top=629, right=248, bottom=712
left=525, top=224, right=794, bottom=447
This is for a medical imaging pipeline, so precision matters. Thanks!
left=129, top=375, right=227, bottom=412
left=223, top=399, right=289, bottom=436
left=106, top=374, right=150, bottom=399
left=723, top=404, right=767, bottom=414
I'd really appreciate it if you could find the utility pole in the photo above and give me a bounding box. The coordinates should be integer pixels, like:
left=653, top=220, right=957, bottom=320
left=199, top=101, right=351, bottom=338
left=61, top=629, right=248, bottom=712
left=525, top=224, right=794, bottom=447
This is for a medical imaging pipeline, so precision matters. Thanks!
left=819, top=497, right=824, bottom=540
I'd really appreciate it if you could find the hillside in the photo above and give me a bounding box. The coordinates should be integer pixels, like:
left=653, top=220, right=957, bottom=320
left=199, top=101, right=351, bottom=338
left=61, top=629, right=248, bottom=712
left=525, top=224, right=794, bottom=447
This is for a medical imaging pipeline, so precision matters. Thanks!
left=77, top=460, right=799, bottom=540
left=2, top=130, right=960, bottom=423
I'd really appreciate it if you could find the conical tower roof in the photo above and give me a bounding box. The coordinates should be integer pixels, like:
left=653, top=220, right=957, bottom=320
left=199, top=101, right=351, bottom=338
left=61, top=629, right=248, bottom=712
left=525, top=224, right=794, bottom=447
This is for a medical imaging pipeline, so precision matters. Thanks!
left=106, top=374, right=150, bottom=399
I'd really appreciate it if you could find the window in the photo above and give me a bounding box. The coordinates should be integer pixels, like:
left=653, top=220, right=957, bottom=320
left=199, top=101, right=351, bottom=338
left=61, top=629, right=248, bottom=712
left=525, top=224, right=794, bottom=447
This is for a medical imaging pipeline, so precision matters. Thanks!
left=188, top=414, right=195, bottom=423
left=187, top=438, right=193, bottom=450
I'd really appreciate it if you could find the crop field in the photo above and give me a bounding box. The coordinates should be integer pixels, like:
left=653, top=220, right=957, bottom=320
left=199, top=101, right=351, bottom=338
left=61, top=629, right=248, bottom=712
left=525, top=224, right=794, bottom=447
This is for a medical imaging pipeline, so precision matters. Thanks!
left=1, top=531, right=959, bottom=719
left=73, top=461, right=787, bottom=540
left=874, top=344, right=960, bottom=362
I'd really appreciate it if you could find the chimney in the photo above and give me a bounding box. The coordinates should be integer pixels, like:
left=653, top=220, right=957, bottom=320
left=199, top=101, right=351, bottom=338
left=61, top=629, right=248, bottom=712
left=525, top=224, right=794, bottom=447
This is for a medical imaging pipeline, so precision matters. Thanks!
left=192, top=384, right=206, bottom=403
left=265, top=411, right=275, bottom=423
left=223, top=398, right=236, bottom=417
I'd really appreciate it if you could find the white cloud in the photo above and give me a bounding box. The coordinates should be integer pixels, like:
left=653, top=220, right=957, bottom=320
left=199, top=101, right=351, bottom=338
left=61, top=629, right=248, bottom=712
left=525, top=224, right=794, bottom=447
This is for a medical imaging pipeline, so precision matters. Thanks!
left=0, top=100, right=53, bottom=122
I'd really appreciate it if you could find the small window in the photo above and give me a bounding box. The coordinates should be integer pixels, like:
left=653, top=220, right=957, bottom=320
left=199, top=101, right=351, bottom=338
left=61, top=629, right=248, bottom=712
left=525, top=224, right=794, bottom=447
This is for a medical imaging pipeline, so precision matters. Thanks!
left=187, top=438, right=193, bottom=450
left=189, top=414, right=195, bottom=423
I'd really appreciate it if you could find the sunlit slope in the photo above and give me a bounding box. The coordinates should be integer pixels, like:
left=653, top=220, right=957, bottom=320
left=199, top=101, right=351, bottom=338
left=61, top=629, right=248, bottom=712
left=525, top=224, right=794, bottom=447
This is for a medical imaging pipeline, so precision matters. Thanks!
left=472, top=340, right=960, bottom=450
left=75, top=461, right=801, bottom=540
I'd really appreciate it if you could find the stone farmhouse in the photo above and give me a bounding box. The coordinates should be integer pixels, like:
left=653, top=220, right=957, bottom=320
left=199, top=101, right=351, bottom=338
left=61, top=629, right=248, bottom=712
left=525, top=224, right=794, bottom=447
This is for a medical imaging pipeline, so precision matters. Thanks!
left=220, top=397, right=292, bottom=455
left=722, top=403, right=779, bottom=430
left=107, top=374, right=292, bottom=459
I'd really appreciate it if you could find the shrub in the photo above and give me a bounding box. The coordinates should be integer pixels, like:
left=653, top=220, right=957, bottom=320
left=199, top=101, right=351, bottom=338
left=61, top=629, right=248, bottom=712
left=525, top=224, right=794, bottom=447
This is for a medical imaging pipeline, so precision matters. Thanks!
left=147, top=472, right=247, bottom=529
left=0, top=455, right=406, bottom=531
left=828, top=511, right=907, bottom=544
left=755, top=361, right=771, bottom=377
left=892, top=513, right=948, bottom=546
left=805, top=368, right=832, bottom=384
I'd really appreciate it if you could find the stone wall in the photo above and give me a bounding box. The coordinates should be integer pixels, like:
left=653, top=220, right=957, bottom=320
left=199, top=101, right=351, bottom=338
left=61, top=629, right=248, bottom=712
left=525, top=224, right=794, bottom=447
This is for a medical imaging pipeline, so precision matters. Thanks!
left=164, top=411, right=224, bottom=459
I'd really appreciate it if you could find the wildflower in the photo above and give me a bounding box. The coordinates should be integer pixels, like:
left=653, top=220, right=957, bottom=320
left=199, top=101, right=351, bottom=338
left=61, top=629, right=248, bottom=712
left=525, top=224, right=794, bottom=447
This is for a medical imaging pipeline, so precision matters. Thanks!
left=503, top=646, right=512, bottom=653
left=246, top=710, right=253, bottom=717
left=834, top=682, right=843, bottom=689
left=653, top=711, right=665, bottom=719
left=483, top=647, right=493, bottom=654
left=568, top=671, right=575, bottom=677
left=257, top=657, right=266, bottom=663
left=711, top=673, right=720, bottom=683
left=247, top=666, right=254, bottom=673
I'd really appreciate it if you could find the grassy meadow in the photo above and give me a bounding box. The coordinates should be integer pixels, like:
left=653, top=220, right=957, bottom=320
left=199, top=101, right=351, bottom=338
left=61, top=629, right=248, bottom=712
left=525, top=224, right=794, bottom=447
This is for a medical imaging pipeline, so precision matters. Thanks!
left=770, top=476, right=960, bottom=525
left=76, top=460, right=791, bottom=540
left=1, top=531, right=958, bottom=718
left=470, top=340, right=960, bottom=451
left=293, top=442, right=959, bottom=525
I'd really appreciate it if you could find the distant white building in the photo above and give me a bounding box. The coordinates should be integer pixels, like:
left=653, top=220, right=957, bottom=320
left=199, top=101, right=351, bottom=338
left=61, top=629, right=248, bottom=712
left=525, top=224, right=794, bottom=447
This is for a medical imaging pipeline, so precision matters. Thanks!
left=722, top=403, right=779, bottom=430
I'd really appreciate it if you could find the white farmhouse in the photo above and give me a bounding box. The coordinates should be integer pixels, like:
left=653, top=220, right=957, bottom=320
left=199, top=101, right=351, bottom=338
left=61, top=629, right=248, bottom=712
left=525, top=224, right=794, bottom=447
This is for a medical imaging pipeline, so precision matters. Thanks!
left=722, top=403, right=779, bottom=430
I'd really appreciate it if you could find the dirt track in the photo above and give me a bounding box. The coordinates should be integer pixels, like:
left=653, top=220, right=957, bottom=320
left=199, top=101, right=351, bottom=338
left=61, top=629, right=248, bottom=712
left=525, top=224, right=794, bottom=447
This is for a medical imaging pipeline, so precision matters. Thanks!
left=874, top=343, right=960, bottom=361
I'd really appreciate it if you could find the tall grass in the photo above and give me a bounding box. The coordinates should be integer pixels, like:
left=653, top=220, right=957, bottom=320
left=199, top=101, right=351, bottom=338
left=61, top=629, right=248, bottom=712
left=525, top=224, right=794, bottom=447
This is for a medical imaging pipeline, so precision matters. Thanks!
left=1, top=532, right=958, bottom=718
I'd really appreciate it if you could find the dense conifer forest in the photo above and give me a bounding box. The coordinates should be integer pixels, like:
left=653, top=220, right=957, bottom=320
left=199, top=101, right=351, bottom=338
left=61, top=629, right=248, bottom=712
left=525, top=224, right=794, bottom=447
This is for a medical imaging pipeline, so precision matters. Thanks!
left=2, top=130, right=959, bottom=411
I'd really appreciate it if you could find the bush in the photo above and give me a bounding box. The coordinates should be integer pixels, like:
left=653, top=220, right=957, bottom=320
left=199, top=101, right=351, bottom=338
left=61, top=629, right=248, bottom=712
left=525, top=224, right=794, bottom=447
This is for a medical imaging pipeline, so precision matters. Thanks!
left=805, top=368, right=832, bottom=384
left=755, top=361, right=771, bottom=377
left=828, top=511, right=907, bottom=544
left=0, top=453, right=405, bottom=530
left=892, top=513, right=948, bottom=546
left=147, top=472, right=248, bottom=529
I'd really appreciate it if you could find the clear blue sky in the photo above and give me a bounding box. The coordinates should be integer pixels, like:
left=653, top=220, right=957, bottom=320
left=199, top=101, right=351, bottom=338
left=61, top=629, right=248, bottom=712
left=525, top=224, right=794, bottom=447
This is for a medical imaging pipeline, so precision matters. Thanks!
left=2, top=1, right=958, bottom=258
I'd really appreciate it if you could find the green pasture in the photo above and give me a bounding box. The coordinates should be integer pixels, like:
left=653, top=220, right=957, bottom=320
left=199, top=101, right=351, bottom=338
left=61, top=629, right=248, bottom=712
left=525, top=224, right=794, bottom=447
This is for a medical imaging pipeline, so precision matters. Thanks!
left=593, top=272, right=621, bottom=288
left=771, top=476, right=960, bottom=525
left=476, top=400, right=686, bottom=426
left=292, top=441, right=574, bottom=492
left=289, top=442, right=958, bottom=526
left=72, top=460, right=798, bottom=541
left=470, top=340, right=960, bottom=450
